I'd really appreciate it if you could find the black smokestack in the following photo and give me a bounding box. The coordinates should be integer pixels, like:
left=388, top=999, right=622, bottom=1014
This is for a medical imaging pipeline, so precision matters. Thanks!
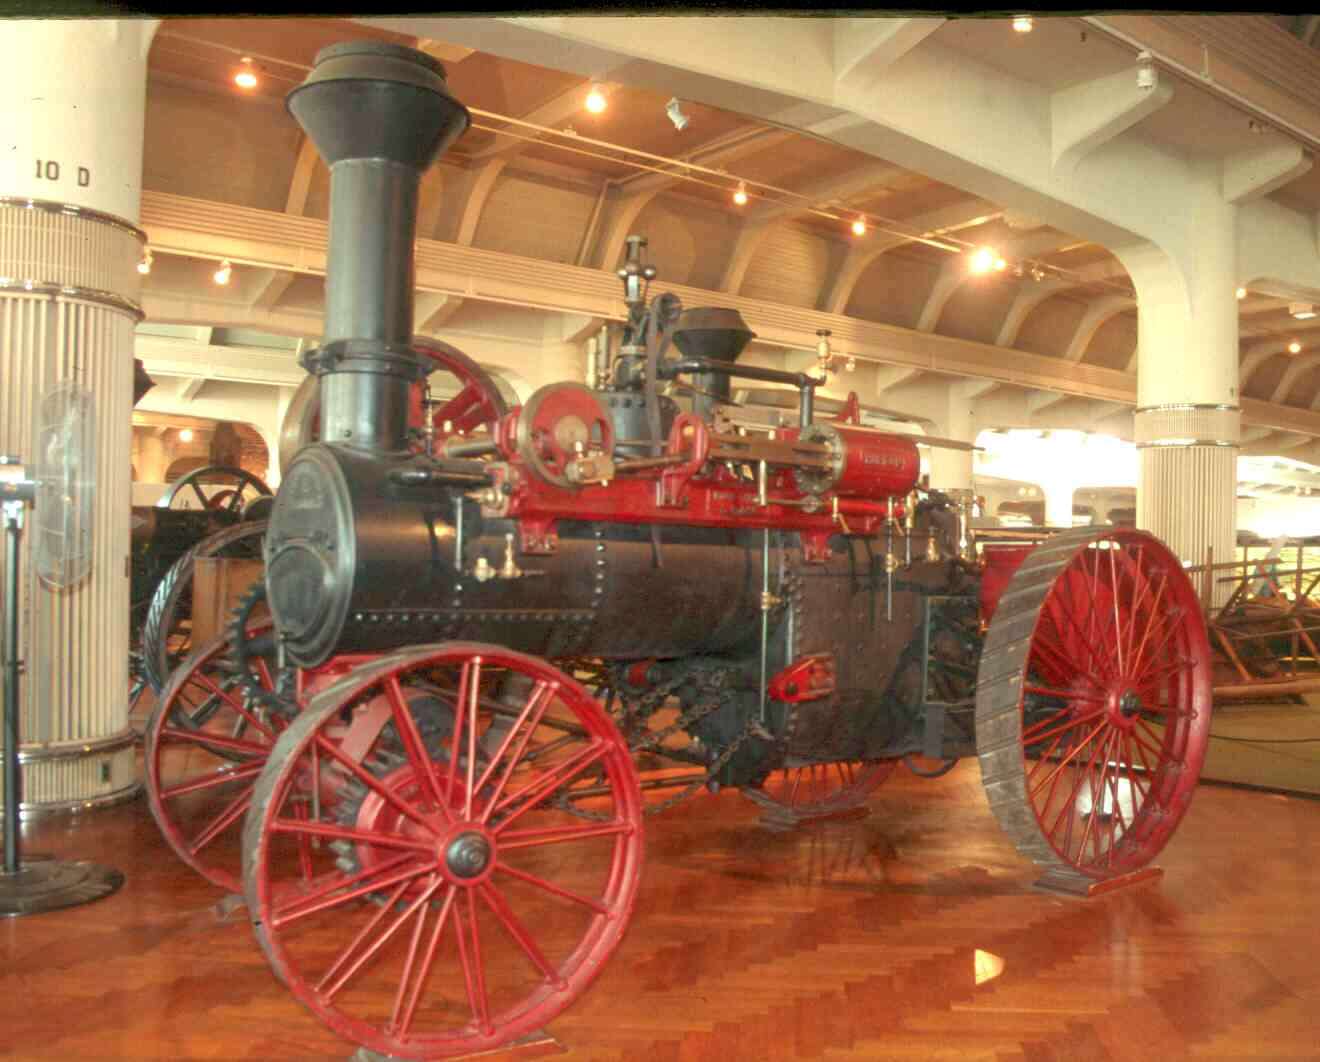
left=287, top=41, right=469, bottom=451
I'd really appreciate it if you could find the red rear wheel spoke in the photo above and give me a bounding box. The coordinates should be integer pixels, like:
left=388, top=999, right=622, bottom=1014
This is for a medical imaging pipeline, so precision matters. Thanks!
left=188, top=788, right=253, bottom=855
left=160, top=760, right=264, bottom=800
left=491, top=742, right=609, bottom=834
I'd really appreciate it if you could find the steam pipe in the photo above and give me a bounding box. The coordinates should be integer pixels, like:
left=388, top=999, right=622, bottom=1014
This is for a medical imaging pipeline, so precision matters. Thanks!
left=656, top=356, right=818, bottom=427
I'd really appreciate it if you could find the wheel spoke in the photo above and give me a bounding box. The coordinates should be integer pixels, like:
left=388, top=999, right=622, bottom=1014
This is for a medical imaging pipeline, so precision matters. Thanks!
left=491, top=741, right=610, bottom=834
left=495, top=861, right=610, bottom=916
left=1127, top=575, right=1170, bottom=680
left=1108, top=547, right=1126, bottom=677
left=1029, top=722, right=1106, bottom=800
left=384, top=677, right=450, bottom=820
left=1128, top=608, right=1184, bottom=683
left=313, top=734, right=438, bottom=834
left=159, top=760, right=264, bottom=800
left=453, top=890, right=491, bottom=1034
left=270, top=817, right=435, bottom=853
left=478, top=881, right=561, bottom=985
left=446, top=661, right=480, bottom=810
left=187, top=788, right=252, bottom=855
left=1022, top=709, right=1106, bottom=753
left=499, top=821, right=633, bottom=850
left=271, top=853, right=430, bottom=928
left=477, top=683, right=557, bottom=824
left=1023, top=685, right=1105, bottom=704
left=320, top=877, right=443, bottom=1001
left=395, top=887, right=458, bottom=1040
left=190, top=671, right=277, bottom=741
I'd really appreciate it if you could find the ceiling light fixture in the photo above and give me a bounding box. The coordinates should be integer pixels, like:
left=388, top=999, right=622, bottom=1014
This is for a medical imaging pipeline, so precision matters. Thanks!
left=137, top=249, right=152, bottom=276
left=585, top=84, right=607, bottom=114
left=733, top=180, right=748, bottom=206
left=665, top=97, right=690, bottom=131
left=1012, top=15, right=1033, bottom=33
left=234, top=57, right=258, bottom=90
left=1289, top=340, right=1302, bottom=354
left=969, top=247, right=999, bottom=275
left=1135, top=50, right=1156, bottom=91
left=178, top=428, right=194, bottom=443
left=851, top=216, right=867, bottom=237
left=213, top=259, right=232, bottom=285
left=1290, top=301, right=1317, bottom=320
left=845, top=356, right=856, bottom=372
left=1236, top=286, right=1247, bottom=300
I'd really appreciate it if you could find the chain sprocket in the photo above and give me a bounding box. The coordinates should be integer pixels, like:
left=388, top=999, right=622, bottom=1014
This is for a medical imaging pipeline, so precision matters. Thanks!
left=227, top=579, right=298, bottom=715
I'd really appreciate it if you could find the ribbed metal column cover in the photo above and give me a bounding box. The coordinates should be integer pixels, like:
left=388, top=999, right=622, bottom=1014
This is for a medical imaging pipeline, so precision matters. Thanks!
left=0, top=200, right=144, bottom=813
left=1135, top=404, right=1239, bottom=605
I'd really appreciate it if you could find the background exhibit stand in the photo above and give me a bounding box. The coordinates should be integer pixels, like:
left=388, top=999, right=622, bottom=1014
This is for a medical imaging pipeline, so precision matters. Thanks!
left=1, top=438, right=123, bottom=915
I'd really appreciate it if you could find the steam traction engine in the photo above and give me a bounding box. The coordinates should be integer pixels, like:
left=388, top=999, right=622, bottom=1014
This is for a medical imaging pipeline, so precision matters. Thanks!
left=143, top=42, right=1214, bottom=1060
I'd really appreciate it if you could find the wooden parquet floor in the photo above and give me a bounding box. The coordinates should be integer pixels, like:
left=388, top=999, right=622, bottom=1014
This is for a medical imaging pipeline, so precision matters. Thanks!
left=2, top=760, right=1318, bottom=1062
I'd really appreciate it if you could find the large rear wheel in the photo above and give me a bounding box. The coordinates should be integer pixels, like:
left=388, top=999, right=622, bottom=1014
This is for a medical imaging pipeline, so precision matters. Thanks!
left=975, top=528, right=1212, bottom=877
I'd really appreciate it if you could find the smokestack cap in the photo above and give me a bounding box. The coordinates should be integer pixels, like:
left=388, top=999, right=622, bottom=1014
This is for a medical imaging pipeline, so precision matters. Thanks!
left=671, top=306, right=756, bottom=363
left=288, top=40, right=470, bottom=172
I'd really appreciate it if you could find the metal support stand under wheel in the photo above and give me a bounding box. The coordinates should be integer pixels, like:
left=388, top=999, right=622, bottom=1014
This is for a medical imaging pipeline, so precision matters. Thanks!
left=348, top=1028, right=564, bottom=1062
left=1, top=461, right=122, bottom=917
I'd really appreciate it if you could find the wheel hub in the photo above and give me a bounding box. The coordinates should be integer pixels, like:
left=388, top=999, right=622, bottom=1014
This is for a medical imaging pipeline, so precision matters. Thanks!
left=444, top=831, right=491, bottom=879
left=1118, top=690, right=1142, bottom=718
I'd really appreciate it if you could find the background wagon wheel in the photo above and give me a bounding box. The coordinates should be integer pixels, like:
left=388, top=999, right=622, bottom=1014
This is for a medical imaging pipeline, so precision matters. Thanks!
left=242, top=643, right=643, bottom=1060
left=145, top=622, right=292, bottom=891
left=742, top=758, right=898, bottom=828
left=278, top=337, right=509, bottom=470
left=975, top=528, right=1212, bottom=878
left=139, top=519, right=269, bottom=695
left=160, top=464, right=272, bottom=515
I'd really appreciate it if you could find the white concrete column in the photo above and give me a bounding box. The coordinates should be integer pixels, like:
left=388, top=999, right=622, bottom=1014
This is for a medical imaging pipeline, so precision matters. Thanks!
left=137, top=430, right=168, bottom=484
left=0, top=19, right=156, bottom=813
left=1043, top=484, right=1075, bottom=529
left=1119, top=179, right=1239, bottom=580
left=927, top=380, right=975, bottom=491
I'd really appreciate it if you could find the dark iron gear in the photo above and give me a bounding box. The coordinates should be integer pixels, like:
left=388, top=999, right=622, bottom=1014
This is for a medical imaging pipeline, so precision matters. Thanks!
left=226, top=578, right=297, bottom=715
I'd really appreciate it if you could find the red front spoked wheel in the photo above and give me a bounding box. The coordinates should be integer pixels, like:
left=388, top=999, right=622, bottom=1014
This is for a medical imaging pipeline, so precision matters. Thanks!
left=145, top=624, right=293, bottom=891
left=242, top=643, right=644, bottom=1059
left=976, top=528, right=1212, bottom=877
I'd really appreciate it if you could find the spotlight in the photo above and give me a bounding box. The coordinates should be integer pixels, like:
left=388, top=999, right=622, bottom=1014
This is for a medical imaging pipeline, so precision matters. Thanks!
left=1012, top=15, right=1033, bottom=33
left=851, top=216, right=867, bottom=237
left=733, top=181, right=748, bottom=206
left=994, top=257, right=1007, bottom=271
left=969, top=247, right=999, bottom=275
left=845, top=356, right=856, bottom=373
left=1289, top=341, right=1302, bottom=354
left=1136, top=50, right=1156, bottom=91
left=234, top=57, right=258, bottom=90
left=1290, top=302, right=1317, bottom=320
left=213, top=259, right=232, bottom=285
left=665, top=97, right=690, bottom=131
left=1236, top=287, right=1247, bottom=300
left=585, top=84, right=607, bottom=114
left=137, top=249, right=152, bottom=276
left=179, top=428, right=194, bottom=443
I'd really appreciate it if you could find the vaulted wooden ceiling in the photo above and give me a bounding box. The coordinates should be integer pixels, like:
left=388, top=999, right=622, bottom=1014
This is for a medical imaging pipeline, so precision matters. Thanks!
left=137, top=17, right=1320, bottom=449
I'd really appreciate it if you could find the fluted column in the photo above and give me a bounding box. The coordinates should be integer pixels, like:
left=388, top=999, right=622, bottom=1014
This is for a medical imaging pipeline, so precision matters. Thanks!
left=1, top=20, right=156, bottom=813
left=1119, top=182, right=1239, bottom=599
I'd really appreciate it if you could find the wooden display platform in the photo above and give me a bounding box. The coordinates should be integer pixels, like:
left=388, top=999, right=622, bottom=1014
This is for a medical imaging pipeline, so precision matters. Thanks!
left=1033, top=864, right=1163, bottom=898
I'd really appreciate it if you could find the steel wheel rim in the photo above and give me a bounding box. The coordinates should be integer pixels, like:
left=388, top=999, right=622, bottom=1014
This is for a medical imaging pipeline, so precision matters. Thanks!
left=977, top=529, right=1212, bottom=877
left=145, top=624, right=289, bottom=891
left=242, top=643, right=644, bottom=1059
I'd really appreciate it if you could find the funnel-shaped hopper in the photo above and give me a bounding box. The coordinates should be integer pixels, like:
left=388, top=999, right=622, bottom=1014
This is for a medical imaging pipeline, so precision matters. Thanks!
left=287, top=41, right=469, bottom=171
left=672, top=307, right=755, bottom=363
left=672, top=307, right=755, bottom=413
